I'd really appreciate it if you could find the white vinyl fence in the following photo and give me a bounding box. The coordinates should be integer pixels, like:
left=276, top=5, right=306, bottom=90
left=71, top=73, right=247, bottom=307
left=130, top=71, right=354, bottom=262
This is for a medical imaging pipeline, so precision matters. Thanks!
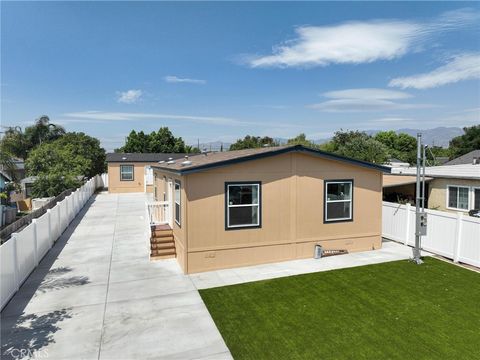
left=383, top=201, right=480, bottom=267
left=0, top=174, right=105, bottom=310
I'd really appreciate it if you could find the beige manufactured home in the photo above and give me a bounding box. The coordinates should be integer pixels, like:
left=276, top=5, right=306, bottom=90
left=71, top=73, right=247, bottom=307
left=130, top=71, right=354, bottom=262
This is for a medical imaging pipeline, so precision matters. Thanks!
left=150, top=145, right=390, bottom=274
left=106, top=153, right=187, bottom=193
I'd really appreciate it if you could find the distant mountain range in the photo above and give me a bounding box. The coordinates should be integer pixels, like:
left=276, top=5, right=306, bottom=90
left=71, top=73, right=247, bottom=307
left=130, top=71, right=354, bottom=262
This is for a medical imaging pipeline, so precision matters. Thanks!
left=194, top=127, right=464, bottom=151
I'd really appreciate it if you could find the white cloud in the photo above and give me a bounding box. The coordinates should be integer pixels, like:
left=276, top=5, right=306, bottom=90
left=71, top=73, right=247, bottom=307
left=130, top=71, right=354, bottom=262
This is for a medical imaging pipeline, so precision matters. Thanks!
left=389, top=53, right=480, bottom=89
left=309, top=88, right=433, bottom=112
left=62, top=111, right=300, bottom=129
left=243, top=8, right=478, bottom=68
left=324, top=89, right=412, bottom=100
left=164, top=76, right=206, bottom=84
left=116, top=89, right=143, bottom=104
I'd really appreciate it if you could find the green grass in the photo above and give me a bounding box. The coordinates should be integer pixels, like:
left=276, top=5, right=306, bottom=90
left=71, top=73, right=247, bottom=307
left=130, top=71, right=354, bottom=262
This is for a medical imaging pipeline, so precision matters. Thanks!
left=200, top=258, right=480, bottom=360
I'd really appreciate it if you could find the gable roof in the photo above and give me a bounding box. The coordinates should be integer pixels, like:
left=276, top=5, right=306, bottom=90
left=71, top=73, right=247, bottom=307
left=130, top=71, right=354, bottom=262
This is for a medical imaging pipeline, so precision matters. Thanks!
left=0, top=171, right=12, bottom=182
left=152, top=145, right=391, bottom=175
left=443, top=150, right=480, bottom=165
left=106, top=153, right=188, bottom=163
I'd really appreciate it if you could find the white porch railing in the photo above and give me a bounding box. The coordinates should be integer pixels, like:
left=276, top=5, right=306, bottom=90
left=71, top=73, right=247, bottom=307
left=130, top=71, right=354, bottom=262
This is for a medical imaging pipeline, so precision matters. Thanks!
left=146, top=201, right=170, bottom=225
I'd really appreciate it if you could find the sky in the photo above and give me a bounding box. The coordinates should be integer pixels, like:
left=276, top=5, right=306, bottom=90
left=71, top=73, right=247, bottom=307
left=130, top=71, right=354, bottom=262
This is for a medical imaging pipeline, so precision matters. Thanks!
left=1, top=1, right=479, bottom=151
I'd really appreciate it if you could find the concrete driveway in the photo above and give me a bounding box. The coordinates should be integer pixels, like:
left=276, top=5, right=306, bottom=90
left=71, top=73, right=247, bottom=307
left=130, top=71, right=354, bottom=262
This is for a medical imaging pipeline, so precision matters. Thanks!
left=1, top=193, right=232, bottom=360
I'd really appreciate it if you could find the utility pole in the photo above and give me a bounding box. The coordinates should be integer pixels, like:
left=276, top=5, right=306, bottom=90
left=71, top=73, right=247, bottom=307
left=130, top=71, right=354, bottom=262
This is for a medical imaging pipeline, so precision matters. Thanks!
left=413, top=133, right=427, bottom=264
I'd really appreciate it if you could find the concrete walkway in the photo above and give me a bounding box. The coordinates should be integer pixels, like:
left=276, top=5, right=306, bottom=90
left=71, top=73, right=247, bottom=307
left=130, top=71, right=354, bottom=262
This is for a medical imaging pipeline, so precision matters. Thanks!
left=190, top=241, right=429, bottom=290
left=1, top=193, right=232, bottom=360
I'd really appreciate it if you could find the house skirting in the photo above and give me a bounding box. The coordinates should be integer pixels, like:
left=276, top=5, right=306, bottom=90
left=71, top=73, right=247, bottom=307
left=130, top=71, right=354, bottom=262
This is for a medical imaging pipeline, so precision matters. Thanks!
left=185, top=234, right=381, bottom=273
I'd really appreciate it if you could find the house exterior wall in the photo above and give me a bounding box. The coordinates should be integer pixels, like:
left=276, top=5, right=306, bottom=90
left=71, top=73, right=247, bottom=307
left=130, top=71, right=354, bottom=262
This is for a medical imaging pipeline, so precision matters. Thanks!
left=161, top=152, right=383, bottom=273
left=107, top=162, right=155, bottom=193
left=153, top=171, right=188, bottom=272
left=428, top=178, right=480, bottom=212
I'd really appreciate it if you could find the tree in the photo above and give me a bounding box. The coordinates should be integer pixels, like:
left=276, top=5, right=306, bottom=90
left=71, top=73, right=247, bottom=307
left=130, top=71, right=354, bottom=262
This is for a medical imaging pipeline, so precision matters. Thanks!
left=26, top=132, right=106, bottom=197
left=449, top=125, right=480, bottom=159
left=0, top=116, right=65, bottom=160
left=229, top=135, right=278, bottom=150
left=31, top=173, right=81, bottom=198
left=117, top=127, right=196, bottom=153
left=374, top=131, right=417, bottom=164
left=326, top=130, right=390, bottom=164
left=287, top=133, right=318, bottom=148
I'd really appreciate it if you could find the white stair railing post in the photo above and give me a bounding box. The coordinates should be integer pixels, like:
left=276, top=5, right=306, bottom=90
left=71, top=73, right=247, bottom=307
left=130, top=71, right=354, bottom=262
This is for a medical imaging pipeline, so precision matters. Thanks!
left=12, top=233, right=20, bottom=291
left=404, top=203, right=411, bottom=245
left=453, top=212, right=463, bottom=263
left=32, top=219, right=38, bottom=266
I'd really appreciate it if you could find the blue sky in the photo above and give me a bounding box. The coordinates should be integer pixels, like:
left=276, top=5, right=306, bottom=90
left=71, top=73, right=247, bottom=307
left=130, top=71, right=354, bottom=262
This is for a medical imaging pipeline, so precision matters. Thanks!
left=1, top=1, right=479, bottom=151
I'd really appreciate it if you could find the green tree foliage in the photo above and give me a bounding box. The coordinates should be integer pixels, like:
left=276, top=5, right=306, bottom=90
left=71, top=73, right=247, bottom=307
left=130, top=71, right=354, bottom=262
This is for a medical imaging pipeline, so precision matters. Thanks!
left=1, top=116, right=65, bottom=160
left=31, top=174, right=81, bottom=198
left=287, top=133, right=318, bottom=148
left=324, top=130, right=390, bottom=164
left=229, top=135, right=278, bottom=150
left=0, top=146, right=18, bottom=182
left=449, top=125, right=480, bottom=159
left=374, top=131, right=417, bottom=164
left=26, top=132, right=106, bottom=197
left=118, top=127, right=197, bottom=153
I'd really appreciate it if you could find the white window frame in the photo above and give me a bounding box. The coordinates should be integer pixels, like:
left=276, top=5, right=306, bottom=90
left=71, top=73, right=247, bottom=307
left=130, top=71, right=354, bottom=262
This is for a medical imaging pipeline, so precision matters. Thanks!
left=226, top=183, right=261, bottom=229
left=325, top=180, right=353, bottom=222
left=446, top=185, right=470, bottom=212
left=174, top=180, right=181, bottom=226
left=120, top=164, right=134, bottom=181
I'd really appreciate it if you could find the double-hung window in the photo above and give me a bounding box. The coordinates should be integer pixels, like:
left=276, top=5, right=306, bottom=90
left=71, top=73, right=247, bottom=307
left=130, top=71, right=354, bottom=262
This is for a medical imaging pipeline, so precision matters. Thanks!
left=226, top=182, right=261, bottom=229
left=120, top=165, right=134, bottom=181
left=447, top=185, right=469, bottom=211
left=325, top=180, right=353, bottom=222
left=174, top=180, right=181, bottom=226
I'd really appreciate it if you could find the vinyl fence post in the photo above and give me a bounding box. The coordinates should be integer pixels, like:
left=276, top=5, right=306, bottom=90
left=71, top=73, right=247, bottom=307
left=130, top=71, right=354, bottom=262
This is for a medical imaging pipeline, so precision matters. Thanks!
left=453, top=212, right=463, bottom=263
left=32, top=219, right=38, bottom=266
left=12, top=233, right=20, bottom=291
left=404, top=203, right=411, bottom=245
left=47, top=209, right=53, bottom=247
left=65, top=196, right=69, bottom=225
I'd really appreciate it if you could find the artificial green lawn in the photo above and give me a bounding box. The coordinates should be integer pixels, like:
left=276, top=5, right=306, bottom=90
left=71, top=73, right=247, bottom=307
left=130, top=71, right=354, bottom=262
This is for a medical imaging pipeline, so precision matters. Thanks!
left=200, top=258, right=480, bottom=360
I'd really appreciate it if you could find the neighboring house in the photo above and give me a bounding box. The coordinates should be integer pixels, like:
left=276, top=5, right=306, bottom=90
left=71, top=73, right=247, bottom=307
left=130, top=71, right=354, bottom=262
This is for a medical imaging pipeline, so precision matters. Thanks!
left=383, top=174, right=433, bottom=205
left=389, top=164, right=480, bottom=213
left=20, top=176, right=37, bottom=198
left=0, top=158, right=26, bottom=181
left=0, top=171, right=12, bottom=191
left=443, top=150, right=480, bottom=166
left=150, top=144, right=390, bottom=274
left=106, top=153, right=187, bottom=193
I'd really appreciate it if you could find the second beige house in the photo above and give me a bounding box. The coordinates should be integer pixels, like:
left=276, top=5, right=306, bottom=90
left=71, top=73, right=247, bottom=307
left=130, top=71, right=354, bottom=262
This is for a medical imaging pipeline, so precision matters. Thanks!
left=149, top=145, right=390, bottom=274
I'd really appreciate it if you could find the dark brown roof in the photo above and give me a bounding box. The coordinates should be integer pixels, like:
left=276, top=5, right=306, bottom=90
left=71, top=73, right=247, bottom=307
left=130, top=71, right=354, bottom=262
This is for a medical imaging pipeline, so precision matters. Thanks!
left=106, top=153, right=188, bottom=163
left=152, top=145, right=391, bottom=175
